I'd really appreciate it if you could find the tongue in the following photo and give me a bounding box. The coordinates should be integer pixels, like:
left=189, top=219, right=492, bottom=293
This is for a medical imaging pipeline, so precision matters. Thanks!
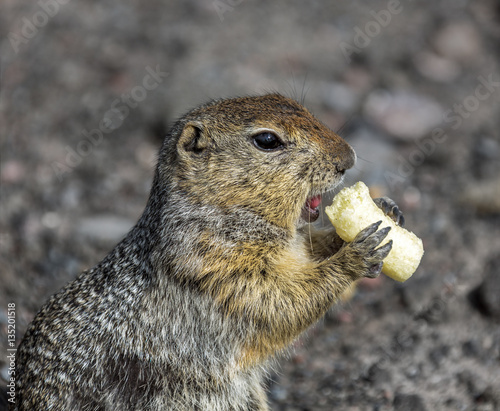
left=308, top=195, right=322, bottom=209
left=302, top=195, right=322, bottom=222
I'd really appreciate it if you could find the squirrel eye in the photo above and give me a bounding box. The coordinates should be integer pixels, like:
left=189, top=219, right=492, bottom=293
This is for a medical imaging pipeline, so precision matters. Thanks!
left=252, top=132, right=284, bottom=151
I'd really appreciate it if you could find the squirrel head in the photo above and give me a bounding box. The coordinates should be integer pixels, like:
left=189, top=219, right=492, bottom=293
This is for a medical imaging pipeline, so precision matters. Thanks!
left=158, top=94, right=355, bottom=234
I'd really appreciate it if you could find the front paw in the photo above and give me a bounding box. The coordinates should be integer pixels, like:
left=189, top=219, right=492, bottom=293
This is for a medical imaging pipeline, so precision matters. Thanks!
left=373, top=197, right=405, bottom=227
left=339, top=221, right=393, bottom=279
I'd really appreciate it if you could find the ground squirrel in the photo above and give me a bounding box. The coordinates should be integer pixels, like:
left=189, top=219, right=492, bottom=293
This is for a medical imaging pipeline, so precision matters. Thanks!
left=13, top=94, right=402, bottom=410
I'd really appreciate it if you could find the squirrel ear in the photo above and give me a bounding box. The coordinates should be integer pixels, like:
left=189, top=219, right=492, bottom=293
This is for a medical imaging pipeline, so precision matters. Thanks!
left=177, top=122, right=210, bottom=157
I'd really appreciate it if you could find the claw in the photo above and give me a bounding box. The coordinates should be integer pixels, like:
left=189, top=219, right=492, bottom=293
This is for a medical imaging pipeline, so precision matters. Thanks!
left=367, top=226, right=391, bottom=248
left=353, top=221, right=382, bottom=243
left=376, top=226, right=391, bottom=239
left=374, top=197, right=405, bottom=227
left=398, top=214, right=405, bottom=228
left=367, top=262, right=383, bottom=278
left=373, top=239, right=393, bottom=260
left=380, top=199, right=389, bottom=213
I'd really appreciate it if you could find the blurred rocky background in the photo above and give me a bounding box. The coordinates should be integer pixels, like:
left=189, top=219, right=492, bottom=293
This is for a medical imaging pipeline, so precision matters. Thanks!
left=1, top=0, right=500, bottom=409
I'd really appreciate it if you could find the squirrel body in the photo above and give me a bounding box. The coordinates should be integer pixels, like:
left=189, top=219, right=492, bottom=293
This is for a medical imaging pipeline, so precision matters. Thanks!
left=14, top=94, right=394, bottom=410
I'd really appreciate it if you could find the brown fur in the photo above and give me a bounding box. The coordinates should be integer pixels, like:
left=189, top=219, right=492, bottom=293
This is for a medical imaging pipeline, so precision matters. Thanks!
left=13, top=94, right=393, bottom=410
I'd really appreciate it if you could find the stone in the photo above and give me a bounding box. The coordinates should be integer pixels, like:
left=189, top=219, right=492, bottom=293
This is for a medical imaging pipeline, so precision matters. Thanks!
left=363, top=90, right=443, bottom=141
left=469, top=255, right=500, bottom=320
left=433, top=22, right=483, bottom=63
left=393, top=393, right=427, bottom=411
left=76, top=215, right=135, bottom=243
left=414, top=51, right=461, bottom=83
left=322, top=81, right=360, bottom=114
left=460, top=177, right=500, bottom=215
left=365, top=363, right=392, bottom=387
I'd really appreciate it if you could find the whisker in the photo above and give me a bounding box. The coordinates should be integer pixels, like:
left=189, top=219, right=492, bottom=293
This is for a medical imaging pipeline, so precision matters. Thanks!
left=335, top=115, right=355, bottom=137
left=308, top=221, right=314, bottom=253
left=300, top=72, right=310, bottom=106
left=354, top=154, right=375, bottom=164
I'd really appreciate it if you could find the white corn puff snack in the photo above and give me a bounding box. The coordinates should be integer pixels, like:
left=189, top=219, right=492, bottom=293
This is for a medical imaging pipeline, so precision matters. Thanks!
left=325, top=182, right=424, bottom=282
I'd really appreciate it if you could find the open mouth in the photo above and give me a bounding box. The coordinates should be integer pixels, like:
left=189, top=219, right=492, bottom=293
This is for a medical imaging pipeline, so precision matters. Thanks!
left=301, top=194, right=322, bottom=223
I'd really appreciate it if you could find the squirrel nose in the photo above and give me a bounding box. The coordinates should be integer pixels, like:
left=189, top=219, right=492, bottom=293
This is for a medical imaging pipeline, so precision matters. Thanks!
left=334, top=144, right=356, bottom=174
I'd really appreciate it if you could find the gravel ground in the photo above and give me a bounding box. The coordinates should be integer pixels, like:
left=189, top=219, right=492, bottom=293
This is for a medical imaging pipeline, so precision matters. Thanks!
left=1, top=1, right=500, bottom=410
